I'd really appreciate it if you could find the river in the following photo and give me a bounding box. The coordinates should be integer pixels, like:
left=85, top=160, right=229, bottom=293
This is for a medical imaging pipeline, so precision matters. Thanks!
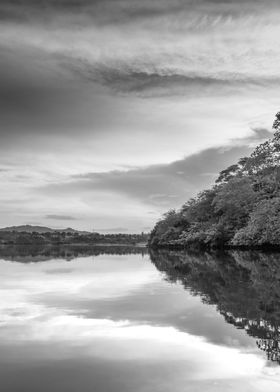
left=0, top=246, right=279, bottom=391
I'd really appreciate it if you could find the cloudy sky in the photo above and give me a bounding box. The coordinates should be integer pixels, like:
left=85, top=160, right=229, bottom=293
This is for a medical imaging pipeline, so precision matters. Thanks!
left=0, top=0, right=280, bottom=232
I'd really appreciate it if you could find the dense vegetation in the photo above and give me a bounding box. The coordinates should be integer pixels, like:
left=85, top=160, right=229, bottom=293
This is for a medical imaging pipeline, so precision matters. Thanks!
left=150, top=249, right=280, bottom=363
left=149, top=112, right=280, bottom=249
left=0, top=230, right=149, bottom=247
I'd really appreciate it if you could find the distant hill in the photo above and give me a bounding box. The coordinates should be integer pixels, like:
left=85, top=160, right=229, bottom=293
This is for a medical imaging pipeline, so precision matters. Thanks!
left=0, top=225, right=89, bottom=234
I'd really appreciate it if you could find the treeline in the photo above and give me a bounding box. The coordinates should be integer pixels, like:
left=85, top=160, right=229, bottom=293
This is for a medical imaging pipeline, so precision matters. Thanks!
left=0, top=230, right=149, bottom=247
left=150, top=112, right=280, bottom=249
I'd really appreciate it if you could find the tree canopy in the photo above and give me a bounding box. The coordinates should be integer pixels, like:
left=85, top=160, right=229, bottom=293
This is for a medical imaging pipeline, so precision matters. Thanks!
left=149, top=112, right=280, bottom=249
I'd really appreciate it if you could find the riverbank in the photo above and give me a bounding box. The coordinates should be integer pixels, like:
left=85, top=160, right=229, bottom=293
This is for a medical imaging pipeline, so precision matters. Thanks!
left=149, top=243, right=280, bottom=252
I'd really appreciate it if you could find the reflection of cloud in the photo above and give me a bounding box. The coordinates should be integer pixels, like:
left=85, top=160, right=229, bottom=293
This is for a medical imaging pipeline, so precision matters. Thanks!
left=0, top=253, right=277, bottom=391
left=0, top=312, right=265, bottom=377
left=0, top=307, right=269, bottom=385
left=0, top=255, right=160, bottom=301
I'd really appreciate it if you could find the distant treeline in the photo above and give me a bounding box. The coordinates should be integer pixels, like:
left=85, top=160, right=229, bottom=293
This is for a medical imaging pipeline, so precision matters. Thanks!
left=149, top=112, right=280, bottom=249
left=0, top=230, right=149, bottom=247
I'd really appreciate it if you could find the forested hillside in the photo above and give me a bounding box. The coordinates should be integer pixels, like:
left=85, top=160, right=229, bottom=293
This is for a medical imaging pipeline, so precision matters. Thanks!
left=149, top=112, right=280, bottom=249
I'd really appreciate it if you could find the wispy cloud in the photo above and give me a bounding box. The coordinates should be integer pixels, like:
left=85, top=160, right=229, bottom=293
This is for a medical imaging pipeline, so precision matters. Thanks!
left=97, top=227, right=128, bottom=233
left=0, top=0, right=279, bottom=230
left=38, top=142, right=256, bottom=211
left=45, top=214, right=77, bottom=221
left=2, top=0, right=280, bottom=95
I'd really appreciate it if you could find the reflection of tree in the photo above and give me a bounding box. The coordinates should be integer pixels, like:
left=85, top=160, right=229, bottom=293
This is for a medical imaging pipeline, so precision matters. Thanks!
left=150, top=249, right=280, bottom=364
left=0, top=245, right=147, bottom=263
left=257, top=334, right=280, bottom=363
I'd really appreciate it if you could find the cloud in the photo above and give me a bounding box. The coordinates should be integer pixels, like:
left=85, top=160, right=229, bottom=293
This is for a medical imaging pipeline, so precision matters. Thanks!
left=97, top=227, right=129, bottom=233
left=37, top=125, right=271, bottom=220
left=0, top=1, right=278, bottom=25
left=38, top=142, right=256, bottom=211
left=1, top=0, right=280, bottom=112
left=246, top=127, right=273, bottom=142
left=0, top=0, right=185, bottom=24
left=2, top=0, right=280, bottom=95
left=45, top=214, right=77, bottom=221
left=72, top=63, right=250, bottom=97
left=0, top=0, right=279, bottom=231
left=82, top=65, right=280, bottom=97
left=44, top=268, right=75, bottom=274
left=0, top=45, right=122, bottom=138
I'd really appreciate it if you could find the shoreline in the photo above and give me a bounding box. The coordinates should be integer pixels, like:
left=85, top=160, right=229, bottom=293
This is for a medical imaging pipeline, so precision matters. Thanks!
left=149, top=243, right=280, bottom=252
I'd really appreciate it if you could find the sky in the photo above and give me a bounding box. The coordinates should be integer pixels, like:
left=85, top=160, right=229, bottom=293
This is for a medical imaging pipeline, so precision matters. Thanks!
left=0, top=0, right=280, bottom=232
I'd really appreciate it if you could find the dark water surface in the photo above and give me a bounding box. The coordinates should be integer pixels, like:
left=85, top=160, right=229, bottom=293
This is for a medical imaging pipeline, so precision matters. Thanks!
left=0, top=246, right=280, bottom=391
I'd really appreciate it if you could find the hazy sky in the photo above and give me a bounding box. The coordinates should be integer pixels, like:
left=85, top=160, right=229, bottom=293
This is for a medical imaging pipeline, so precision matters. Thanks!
left=0, top=0, right=280, bottom=232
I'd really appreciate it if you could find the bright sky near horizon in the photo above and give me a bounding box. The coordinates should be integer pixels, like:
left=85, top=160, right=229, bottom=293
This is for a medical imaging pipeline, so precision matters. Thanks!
left=0, top=0, right=280, bottom=232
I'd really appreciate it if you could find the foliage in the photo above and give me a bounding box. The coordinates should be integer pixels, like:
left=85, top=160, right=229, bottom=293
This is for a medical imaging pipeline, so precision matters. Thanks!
left=232, top=198, right=280, bottom=246
left=0, top=230, right=149, bottom=246
left=149, top=112, right=280, bottom=249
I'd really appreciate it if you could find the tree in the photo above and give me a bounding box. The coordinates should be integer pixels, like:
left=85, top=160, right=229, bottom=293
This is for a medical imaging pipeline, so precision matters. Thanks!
left=232, top=198, right=280, bottom=246
left=149, top=112, right=280, bottom=249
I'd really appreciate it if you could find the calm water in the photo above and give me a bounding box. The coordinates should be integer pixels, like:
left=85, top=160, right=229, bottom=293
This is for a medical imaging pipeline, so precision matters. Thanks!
left=0, top=246, right=280, bottom=392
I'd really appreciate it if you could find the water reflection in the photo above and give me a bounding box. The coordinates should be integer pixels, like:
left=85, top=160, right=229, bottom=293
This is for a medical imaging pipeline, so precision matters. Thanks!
left=0, top=246, right=279, bottom=391
left=150, top=249, right=280, bottom=364
left=0, top=244, right=147, bottom=262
